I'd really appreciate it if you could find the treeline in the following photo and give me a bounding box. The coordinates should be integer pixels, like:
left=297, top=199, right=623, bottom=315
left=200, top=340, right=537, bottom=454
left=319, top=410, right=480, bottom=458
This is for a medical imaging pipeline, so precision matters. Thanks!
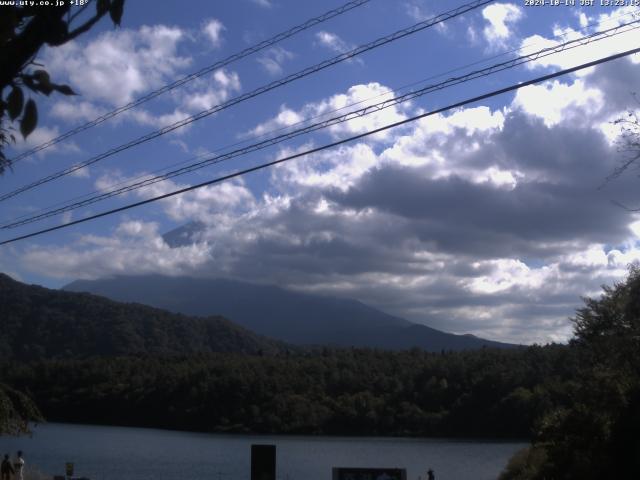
left=0, top=345, right=576, bottom=438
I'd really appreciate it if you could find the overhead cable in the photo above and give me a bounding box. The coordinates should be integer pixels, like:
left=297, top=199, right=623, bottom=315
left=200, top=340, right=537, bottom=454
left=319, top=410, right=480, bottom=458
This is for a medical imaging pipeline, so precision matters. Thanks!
left=1, top=45, right=638, bottom=246
left=3, top=18, right=638, bottom=229
left=0, top=0, right=493, bottom=202
left=7, top=6, right=633, bottom=228
left=6, top=0, right=372, bottom=164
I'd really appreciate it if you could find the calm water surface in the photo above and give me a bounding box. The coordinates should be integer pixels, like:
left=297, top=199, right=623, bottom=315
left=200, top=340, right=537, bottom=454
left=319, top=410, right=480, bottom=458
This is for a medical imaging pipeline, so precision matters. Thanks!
left=0, top=423, right=526, bottom=480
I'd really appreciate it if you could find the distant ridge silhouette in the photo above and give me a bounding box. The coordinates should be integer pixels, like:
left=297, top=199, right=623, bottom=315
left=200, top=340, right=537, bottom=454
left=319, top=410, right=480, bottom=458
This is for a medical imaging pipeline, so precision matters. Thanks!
left=65, top=274, right=518, bottom=351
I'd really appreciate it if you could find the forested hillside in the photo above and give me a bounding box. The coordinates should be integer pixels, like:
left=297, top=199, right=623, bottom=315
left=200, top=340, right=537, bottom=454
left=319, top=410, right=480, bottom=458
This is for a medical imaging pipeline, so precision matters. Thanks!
left=0, top=273, right=282, bottom=359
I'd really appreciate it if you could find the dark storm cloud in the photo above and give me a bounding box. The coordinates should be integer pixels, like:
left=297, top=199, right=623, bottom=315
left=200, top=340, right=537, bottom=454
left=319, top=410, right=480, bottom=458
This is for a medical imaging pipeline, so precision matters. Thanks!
left=587, top=57, right=640, bottom=116
left=328, top=166, right=629, bottom=255
left=328, top=107, right=638, bottom=259
left=208, top=198, right=443, bottom=279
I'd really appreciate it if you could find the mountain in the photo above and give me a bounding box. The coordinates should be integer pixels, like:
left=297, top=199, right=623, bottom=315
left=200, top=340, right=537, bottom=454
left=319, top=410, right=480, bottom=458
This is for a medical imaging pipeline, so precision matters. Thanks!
left=162, top=221, right=206, bottom=248
left=0, top=273, right=282, bottom=360
left=65, top=275, right=518, bottom=351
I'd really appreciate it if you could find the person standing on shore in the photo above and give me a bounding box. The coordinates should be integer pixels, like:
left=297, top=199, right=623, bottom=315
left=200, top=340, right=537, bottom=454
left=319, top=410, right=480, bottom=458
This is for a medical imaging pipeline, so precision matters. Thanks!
left=1, top=454, right=13, bottom=480
left=12, top=452, right=24, bottom=480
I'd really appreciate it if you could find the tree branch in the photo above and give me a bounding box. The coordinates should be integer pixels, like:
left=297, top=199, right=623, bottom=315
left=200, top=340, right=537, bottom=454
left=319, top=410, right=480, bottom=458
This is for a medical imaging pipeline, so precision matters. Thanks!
left=63, top=11, right=109, bottom=43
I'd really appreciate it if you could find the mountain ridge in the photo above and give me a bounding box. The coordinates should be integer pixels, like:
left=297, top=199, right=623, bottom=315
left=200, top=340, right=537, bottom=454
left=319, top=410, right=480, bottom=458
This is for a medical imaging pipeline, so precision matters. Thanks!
left=65, top=274, right=518, bottom=351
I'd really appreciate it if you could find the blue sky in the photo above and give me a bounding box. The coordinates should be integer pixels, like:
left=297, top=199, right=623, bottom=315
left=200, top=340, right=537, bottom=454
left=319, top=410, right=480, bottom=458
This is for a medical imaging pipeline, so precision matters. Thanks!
left=2, top=0, right=640, bottom=343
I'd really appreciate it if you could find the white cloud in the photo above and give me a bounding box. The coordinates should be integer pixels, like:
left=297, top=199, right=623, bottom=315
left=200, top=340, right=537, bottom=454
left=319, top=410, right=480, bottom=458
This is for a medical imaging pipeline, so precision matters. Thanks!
left=248, top=106, right=304, bottom=138
left=44, top=25, right=191, bottom=106
left=68, top=163, right=90, bottom=178
left=257, top=46, right=294, bottom=76
left=481, top=3, right=523, bottom=49
left=519, top=10, right=640, bottom=73
left=248, top=82, right=408, bottom=142
left=125, top=108, right=191, bottom=131
left=576, top=11, right=590, bottom=28
left=94, top=169, right=138, bottom=193
left=40, top=23, right=245, bottom=133
left=10, top=126, right=80, bottom=158
left=316, top=31, right=351, bottom=54
left=405, top=1, right=430, bottom=22
left=405, top=0, right=449, bottom=34
left=466, top=259, right=556, bottom=294
left=473, top=166, right=520, bottom=190
left=315, top=31, right=363, bottom=65
left=103, top=68, right=241, bottom=133
left=272, top=142, right=378, bottom=192
left=381, top=106, right=505, bottom=170
left=252, top=0, right=273, bottom=7
left=513, top=79, right=603, bottom=127
left=22, top=220, right=212, bottom=280
left=202, top=19, right=225, bottom=48
left=95, top=169, right=255, bottom=224
left=179, top=69, right=241, bottom=112
left=467, top=25, right=479, bottom=44
left=147, top=179, right=257, bottom=223
left=50, top=100, right=106, bottom=123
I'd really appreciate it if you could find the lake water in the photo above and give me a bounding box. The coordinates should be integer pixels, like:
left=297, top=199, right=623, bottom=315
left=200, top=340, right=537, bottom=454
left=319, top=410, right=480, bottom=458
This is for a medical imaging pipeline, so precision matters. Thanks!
left=0, top=423, right=526, bottom=480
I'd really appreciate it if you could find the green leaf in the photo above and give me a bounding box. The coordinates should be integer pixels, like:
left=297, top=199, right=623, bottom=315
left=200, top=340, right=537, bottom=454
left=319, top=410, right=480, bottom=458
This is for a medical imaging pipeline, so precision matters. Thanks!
left=37, top=84, right=54, bottom=96
left=7, top=87, right=24, bottom=121
left=109, top=0, right=124, bottom=26
left=97, top=0, right=111, bottom=14
left=33, top=70, right=50, bottom=85
left=20, top=99, right=38, bottom=139
left=52, top=84, right=77, bottom=96
left=21, top=75, right=36, bottom=92
left=33, top=70, right=53, bottom=95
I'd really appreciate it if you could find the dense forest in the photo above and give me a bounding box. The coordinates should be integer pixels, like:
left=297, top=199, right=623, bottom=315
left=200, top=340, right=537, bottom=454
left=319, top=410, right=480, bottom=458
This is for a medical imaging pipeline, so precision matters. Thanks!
left=1, top=268, right=639, bottom=478
left=0, top=345, right=575, bottom=438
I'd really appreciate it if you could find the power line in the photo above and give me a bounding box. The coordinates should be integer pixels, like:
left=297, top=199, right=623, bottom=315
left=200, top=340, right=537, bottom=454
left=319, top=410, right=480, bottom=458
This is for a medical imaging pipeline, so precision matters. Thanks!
left=0, top=0, right=493, bottom=203
left=4, top=18, right=638, bottom=230
left=7, top=6, right=629, bottom=229
left=4, top=5, right=636, bottom=230
left=2, top=45, right=638, bottom=246
left=6, top=0, right=372, bottom=165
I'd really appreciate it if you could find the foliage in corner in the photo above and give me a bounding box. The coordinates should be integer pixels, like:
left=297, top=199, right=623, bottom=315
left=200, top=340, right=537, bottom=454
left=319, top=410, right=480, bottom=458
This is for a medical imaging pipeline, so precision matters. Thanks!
left=606, top=93, right=640, bottom=185
left=0, top=382, right=42, bottom=435
left=0, top=0, right=126, bottom=173
left=500, top=265, right=640, bottom=480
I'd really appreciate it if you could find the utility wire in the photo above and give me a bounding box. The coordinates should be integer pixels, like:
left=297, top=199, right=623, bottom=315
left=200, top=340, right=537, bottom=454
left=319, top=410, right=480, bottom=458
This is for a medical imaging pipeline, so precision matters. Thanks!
left=7, top=7, right=631, bottom=229
left=1, top=45, right=638, bottom=246
left=0, top=0, right=493, bottom=203
left=4, top=18, right=638, bottom=230
left=4, top=4, right=636, bottom=227
left=6, top=0, right=371, bottom=165
left=3, top=7, right=637, bottom=226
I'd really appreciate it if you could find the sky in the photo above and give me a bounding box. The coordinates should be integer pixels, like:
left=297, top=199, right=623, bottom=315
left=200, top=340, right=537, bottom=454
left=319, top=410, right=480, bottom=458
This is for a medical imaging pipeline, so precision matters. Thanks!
left=1, top=0, right=640, bottom=344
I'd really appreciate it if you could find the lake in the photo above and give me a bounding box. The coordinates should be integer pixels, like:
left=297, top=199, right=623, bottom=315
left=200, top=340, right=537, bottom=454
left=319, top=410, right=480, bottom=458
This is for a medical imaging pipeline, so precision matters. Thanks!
left=0, top=423, right=526, bottom=480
